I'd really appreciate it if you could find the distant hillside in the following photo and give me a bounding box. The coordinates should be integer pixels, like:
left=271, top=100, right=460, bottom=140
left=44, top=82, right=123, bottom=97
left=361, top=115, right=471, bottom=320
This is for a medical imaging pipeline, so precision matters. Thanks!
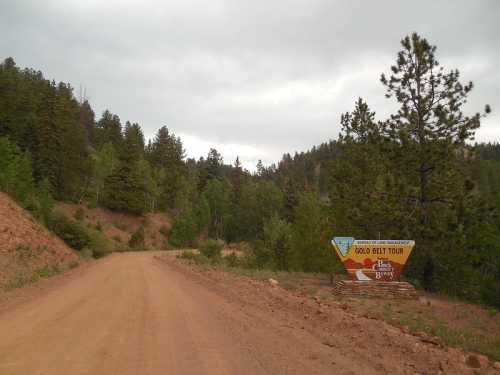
left=0, top=192, right=78, bottom=291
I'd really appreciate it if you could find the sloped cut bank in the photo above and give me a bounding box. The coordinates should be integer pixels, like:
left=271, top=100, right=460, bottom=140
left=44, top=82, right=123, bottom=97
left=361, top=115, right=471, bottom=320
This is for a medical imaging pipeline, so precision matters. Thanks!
left=0, top=192, right=79, bottom=291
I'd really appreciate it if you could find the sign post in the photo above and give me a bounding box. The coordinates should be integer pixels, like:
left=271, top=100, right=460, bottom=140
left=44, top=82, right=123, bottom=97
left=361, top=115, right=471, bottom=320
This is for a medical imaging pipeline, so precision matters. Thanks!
left=331, top=237, right=418, bottom=298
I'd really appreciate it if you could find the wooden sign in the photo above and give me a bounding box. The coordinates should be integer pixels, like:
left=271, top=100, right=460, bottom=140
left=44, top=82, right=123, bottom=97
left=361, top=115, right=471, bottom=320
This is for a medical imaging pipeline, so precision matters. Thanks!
left=331, top=237, right=415, bottom=281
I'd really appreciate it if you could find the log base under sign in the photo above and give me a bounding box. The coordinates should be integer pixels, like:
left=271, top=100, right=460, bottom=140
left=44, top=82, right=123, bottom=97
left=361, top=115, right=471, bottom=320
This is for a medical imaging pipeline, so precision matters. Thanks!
left=332, top=280, right=418, bottom=299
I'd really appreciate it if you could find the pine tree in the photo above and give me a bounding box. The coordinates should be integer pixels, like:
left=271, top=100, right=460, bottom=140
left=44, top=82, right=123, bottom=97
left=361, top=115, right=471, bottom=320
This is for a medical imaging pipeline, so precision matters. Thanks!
left=124, top=121, right=145, bottom=161
left=96, top=110, right=123, bottom=150
left=380, top=33, right=490, bottom=288
left=80, top=100, right=95, bottom=147
left=329, top=98, right=405, bottom=239
left=205, top=148, right=223, bottom=182
left=148, top=126, right=185, bottom=209
left=230, top=156, right=243, bottom=205
left=101, top=146, right=145, bottom=215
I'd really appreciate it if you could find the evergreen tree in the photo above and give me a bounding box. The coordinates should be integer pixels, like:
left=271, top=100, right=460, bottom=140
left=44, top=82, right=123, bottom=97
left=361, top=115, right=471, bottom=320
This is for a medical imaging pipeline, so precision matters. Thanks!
left=96, top=110, right=123, bottom=150
left=148, top=126, right=185, bottom=209
left=380, top=33, right=490, bottom=288
left=235, top=180, right=283, bottom=240
left=329, top=98, right=405, bottom=239
left=124, top=121, right=145, bottom=161
left=204, top=148, right=223, bottom=183
left=101, top=149, right=145, bottom=215
left=80, top=100, right=96, bottom=147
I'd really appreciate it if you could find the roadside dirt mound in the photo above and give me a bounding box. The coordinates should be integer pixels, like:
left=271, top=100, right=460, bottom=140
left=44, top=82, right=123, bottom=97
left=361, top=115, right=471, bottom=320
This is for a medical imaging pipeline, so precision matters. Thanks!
left=55, top=202, right=171, bottom=250
left=166, top=256, right=500, bottom=374
left=0, top=193, right=79, bottom=291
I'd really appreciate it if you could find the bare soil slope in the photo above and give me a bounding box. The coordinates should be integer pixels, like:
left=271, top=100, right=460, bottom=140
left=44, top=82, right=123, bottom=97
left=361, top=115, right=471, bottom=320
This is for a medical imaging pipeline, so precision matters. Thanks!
left=55, top=202, right=171, bottom=249
left=0, top=193, right=78, bottom=291
left=0, top=251, right=498, bottom=374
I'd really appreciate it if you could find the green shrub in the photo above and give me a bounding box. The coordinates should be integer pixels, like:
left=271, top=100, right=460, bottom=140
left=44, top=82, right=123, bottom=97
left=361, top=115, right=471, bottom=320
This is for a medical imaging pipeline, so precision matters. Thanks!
left=88, top=230, right=113, bottom=258
left=49, top=213, right=112, bottom=258
left=35, top=264, right=61, bottom=278
left=129, top=226, right=145, bottom=249
left=224, top=252, right=240, bottom=267
left=199, top=239, right=223, bottom=259
left=80, top=248, right=94, bottom=259
left=49, top=213, right=92, bottom=250
left=177, top=251, right=210, bottom=265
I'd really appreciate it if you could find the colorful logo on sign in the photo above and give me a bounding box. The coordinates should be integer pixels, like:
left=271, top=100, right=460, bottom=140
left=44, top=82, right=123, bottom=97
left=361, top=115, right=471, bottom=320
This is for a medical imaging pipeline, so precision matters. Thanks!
left=331, top=237, right=415, bottom=281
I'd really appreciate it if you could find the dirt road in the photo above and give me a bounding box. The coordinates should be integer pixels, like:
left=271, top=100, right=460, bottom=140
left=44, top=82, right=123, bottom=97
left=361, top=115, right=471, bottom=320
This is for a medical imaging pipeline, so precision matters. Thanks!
left=0, top=252, right=494, bottom=374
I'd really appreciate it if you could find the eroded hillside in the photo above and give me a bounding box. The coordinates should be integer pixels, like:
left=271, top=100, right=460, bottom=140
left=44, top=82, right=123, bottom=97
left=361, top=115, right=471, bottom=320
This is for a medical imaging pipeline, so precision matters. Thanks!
left=0, top=192, right=79, bottom=291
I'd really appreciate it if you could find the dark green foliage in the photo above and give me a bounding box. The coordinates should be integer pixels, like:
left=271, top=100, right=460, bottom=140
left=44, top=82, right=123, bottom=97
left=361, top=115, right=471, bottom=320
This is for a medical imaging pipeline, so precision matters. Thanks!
left=101, top=160, right=146, bottom=215
left=195, top=195, right=211, bottom=231
left=95, top=110, right=123, bottom=150
left=0, top=137, right=34, bottom=207
left=0, top=58, right=89, bottom=201
left=128, top=226, right=145, bottom=249
left=124, top=121, right=145, bottom=161
left=199, top=239, right=223, bottom=259
left=291, top=192, right=337, bottom=273
left=146, top=126, right=185, bottom=209
left=48, top=213, right=111, bottom=257
left=35, top=178, right=54, bottom=225
left=232, top=180, right=284, bottom=241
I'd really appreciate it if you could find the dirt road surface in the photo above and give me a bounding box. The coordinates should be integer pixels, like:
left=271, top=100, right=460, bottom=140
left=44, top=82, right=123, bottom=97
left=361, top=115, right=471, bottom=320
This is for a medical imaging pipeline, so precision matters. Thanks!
left=0, top=252, right=496, bottom=375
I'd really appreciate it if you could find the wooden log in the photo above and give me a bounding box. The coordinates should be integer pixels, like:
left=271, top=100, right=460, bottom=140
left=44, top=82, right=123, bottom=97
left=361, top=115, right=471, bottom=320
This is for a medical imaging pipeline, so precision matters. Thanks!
left=332, top=280, right=418, bottom=299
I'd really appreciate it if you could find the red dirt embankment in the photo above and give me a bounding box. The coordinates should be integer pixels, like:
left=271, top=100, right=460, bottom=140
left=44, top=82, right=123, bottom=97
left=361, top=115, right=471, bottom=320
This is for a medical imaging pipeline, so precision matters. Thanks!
left=0, top=192, right=78, bottom=290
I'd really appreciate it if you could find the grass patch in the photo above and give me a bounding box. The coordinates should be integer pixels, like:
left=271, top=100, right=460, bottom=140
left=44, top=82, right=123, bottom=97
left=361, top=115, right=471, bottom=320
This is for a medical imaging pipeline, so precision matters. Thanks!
left=3, top=275, right=30, bottom=291
left=16, top=245, right=37, bottom=262
left=2, top=260, right=80, bottom=292
left=389, top=305, right=500, bottom=361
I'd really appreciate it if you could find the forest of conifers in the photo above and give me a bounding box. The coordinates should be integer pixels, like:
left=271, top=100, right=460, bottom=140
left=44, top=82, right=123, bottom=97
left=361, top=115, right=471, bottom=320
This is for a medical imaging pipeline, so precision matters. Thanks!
left=1, top=34, right=499, bottom=307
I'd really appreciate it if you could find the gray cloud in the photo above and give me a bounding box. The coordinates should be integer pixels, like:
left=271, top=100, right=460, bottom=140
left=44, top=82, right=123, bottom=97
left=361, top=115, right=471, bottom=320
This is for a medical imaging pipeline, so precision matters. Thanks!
left=1, top=0, right=498, bottom=168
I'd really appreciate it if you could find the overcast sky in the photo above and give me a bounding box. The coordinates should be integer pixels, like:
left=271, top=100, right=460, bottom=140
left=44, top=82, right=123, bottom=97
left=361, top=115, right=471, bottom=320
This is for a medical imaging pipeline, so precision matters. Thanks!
left=1, top=0, right=499, bottom=169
